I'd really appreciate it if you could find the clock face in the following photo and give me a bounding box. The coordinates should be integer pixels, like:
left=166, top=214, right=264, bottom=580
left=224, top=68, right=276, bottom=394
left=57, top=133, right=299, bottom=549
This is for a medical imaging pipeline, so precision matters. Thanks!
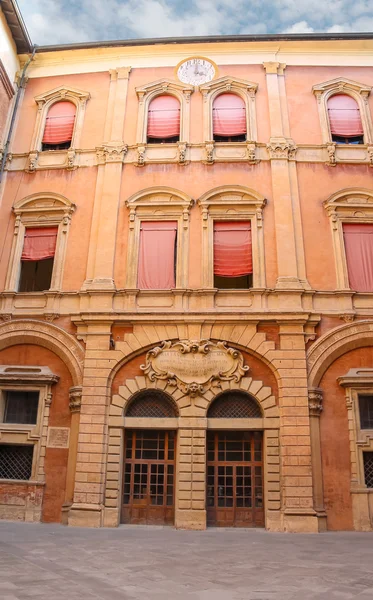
left=177, top=58, right=216, bottom=85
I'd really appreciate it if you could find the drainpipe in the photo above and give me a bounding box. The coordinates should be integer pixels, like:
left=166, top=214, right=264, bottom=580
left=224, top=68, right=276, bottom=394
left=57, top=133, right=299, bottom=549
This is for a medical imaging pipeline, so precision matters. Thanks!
left=0, top=45, right=37, bottom=184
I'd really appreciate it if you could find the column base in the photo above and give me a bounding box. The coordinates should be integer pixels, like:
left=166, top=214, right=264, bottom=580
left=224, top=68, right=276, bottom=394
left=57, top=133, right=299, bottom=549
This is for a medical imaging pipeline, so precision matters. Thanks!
left=81, top=278, right=116, bottom=291
left=175, top=509, right=206, bottom=530
left=67, top=503, right=103, bottom=527
left=275, top=276, right=304, bottom=290
left=283, top=508, right=320, bottom=533
left=102, top=506, right=120, bottom=528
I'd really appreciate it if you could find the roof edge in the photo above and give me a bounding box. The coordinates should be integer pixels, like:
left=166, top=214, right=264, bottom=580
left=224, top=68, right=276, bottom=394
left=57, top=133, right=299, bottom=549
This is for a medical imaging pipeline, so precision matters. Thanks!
left=1, top=0, right=32, bottom=53
left=34, top=32, right=373, bottom=53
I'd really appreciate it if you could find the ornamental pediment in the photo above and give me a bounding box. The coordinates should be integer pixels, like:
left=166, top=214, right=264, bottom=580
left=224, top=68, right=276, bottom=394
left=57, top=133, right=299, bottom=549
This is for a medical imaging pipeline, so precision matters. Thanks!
left=199, top=75, right=258, bottom=94
left=312, top=77, right=371, bottom=96
left=141, top=339, right=249, bottom=397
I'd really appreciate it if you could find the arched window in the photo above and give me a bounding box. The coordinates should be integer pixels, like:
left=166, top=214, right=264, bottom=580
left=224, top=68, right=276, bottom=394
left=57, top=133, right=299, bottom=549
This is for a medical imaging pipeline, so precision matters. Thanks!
left=147, top=95, right=180, bottom=144
left=42, top=101, right=76, bottom=151
left=126, top=390, right=178, bottom=418
left=207, top=390, right=262, bottom=418
left=327, top=94, right=364, bottom=145
left=213, top=93, right=246, bottom=142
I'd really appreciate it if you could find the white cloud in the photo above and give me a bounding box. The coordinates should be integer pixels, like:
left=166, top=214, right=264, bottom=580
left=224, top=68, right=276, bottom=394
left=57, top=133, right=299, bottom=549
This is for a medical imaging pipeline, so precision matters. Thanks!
left=17, top=0, right=373, bottom=45
left=284, top=20, right=314, bottom=34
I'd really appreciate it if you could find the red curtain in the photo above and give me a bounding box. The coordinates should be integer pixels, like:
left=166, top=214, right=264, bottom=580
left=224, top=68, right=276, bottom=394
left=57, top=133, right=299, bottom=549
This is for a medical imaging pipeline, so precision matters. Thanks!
left=328, top=95, right=363, bottom=137
left=213, top=93, right=246, bottom=137
left=42, top=101, right=76, bottom=144
left=147, top=95, right=180, bottom=139
left=343, top=223, right=373, bottom=292
left=21, top=227, right=58, bottom=261
left=214, top=222, right=252, bottom=277
left=138, top=221, right=177, bottom=289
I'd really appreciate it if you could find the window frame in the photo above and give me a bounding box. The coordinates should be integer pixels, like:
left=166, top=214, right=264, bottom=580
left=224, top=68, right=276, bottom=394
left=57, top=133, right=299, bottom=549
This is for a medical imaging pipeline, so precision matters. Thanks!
left=324, top=188, right=373, bottom=291
left=338, top=369, right=373, bottom=495
left=5, top=193, right=76, bottom=293
left=198, top=186, right=266, bottom=289
left=135, top=79, right=194, bottom=146
left=199, top=76, right=258, bottom=144
left=312, top=77, right=373, bottom=146
left=0, top=365, right=59, bottom=483
left=125, top=187, right=193, bottom=289
left=31, top=85, right=90, bottom=153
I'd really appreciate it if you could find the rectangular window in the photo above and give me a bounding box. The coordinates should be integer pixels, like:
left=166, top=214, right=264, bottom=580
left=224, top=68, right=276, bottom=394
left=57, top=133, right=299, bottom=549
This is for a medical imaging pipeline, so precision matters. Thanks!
left=359, top=395, right=373, bottom=429
left=137, top=221, right=177, bottom=290
left=343, top=224, right=373, bottom=292
left=18, top=227, right=57, bottom=292
left=3, top=391, right=39, bottom=425
left=363, top=452, right=373, bottom=488
left=213, top=221, right=252, bottom=289
left=0, top=444, right=33, bottom=480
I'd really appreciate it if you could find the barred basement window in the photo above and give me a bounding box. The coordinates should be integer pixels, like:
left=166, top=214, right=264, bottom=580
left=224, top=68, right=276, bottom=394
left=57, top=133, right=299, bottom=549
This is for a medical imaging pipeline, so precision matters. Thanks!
left=3, top=391, right=39, bottom=424
left=363, top=452, right=373, bottom=488
left=126, top=390, right=178, bottom=418
left=0, top=445, right=33, bottom=480
left=207, top=391, right=262, bottom=418
left=359, top=395, right=373, bottom=429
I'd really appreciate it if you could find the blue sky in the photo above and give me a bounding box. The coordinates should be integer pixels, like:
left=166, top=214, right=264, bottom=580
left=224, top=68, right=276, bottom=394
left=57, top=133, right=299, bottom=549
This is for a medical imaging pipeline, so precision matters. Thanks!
left=18, top=0, right=373, bottom=45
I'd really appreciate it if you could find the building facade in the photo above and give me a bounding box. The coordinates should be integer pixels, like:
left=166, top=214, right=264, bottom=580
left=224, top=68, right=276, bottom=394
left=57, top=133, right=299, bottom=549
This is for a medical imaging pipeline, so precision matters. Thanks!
left=0, top=20, right=373, bottom=531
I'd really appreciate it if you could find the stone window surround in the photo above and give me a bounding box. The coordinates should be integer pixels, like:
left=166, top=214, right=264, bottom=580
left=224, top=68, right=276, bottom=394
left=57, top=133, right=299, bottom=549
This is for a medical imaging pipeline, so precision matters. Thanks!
left=135, top=78, right=194, bottom=145
left=30, top=85, right=91, bottom=153
left=338, top=368, right=373, bottom=531
left=312, top=77, right=373, bottom=146
left=124, top=187, right=193, bottom=289
left=197, top=186, right=267, bottom=289
left=4, top=192, right=76, bottom=294
left=199, top=75, right=258, bottom=143
left=324, top=188, right=373, bottom=291
left=0, top=365, right=59, bottom=483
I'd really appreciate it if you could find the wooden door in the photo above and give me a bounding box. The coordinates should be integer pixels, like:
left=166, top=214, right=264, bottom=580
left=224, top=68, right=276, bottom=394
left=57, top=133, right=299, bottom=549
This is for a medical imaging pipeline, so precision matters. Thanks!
left=206, top=431, right=264, bottom=527
left=121, top=430, right=175, bottom=525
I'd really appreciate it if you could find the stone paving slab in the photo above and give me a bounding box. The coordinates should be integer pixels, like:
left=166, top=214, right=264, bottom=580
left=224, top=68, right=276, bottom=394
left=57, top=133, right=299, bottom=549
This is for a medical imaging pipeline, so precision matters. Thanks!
left=0, top=522, right=372, bottom=599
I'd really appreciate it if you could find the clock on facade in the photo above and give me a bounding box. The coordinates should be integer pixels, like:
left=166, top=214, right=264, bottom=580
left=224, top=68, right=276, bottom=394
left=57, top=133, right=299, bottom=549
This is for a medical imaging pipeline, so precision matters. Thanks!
left=176, top=58, right=216, bottom=85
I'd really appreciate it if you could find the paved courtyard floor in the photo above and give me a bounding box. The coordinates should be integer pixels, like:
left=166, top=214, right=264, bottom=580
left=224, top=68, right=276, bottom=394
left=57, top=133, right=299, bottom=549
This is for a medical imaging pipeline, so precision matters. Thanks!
left=0, top=523, right=372, bottom=600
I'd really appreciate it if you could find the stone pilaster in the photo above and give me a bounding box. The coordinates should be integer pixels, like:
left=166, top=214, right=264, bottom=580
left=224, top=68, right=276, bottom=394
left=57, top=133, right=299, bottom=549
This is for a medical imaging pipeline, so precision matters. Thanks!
left=175, top=419, right=207, bottom=530
left=83, top=67, right=131, bottom=291
left=308, top=388, right=327, bottom=530
left=263, top=62, right=309, bottom=290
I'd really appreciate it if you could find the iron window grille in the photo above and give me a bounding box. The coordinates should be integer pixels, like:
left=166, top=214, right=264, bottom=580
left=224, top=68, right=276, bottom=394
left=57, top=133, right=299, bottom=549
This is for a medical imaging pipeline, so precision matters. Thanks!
left=0, top=444, right=33, bottom=480
left=126, top=390, right=177, bottom=418
left=363, top=452, right=373, bottom=488
left=207, top=391, right=262, bottom=418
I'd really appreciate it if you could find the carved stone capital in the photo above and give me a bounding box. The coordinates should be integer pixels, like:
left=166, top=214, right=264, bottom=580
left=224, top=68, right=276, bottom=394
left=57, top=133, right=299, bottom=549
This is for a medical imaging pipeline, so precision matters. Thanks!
left=141, top=339, right=249, bottom=397
left=339, top=313, right=355, bottom=323
left=69, top=386, right=82, bottom=413
left=266, top=138, right=297, bottom=160
left=263, top=62, right=286, bottom=75
left=308, top=388, right=323, bottom=417
left=116, top=66, right=131, bottom=80
left=136, top=145, right=146, bottom=167
left=246, top=142, right=258, bottom=164
left=368, top=145, right=373, bottom=167
left=96, top=143, right=128, bottom=165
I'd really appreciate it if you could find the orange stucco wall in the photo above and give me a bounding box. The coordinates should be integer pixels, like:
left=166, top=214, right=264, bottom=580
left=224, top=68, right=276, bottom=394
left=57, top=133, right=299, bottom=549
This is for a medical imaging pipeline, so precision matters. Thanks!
left=0, top=344, right=72, bottom=522
left=319, top=346, right=373, bottom=530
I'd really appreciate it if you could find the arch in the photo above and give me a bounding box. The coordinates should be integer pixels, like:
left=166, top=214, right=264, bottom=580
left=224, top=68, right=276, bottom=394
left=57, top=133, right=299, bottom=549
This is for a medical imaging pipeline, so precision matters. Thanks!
left=207, top=390, right=262, bottom=418
left=135, top=78, right=194, bottom=144
left=32, top=85, right=90, bottom=152
left=125, top=389, right=179, bottom=418
left=312, top=77, right=372, bottom=145
left=0, top=319, right=84, bottom=386
left=307, top=320, right=373, bottom=388
left=198, top=185, right=265, bottom=207
left=14, top=191, right=76, bottom=214
left=126, top=186, right=193, bottom=208
left=199, top=75, right=258, bottom=142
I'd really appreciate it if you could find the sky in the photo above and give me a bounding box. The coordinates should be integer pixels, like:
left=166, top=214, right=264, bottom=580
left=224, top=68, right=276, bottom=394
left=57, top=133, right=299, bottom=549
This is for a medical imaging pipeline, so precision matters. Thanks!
left=17, top=0, right=373, bottom=45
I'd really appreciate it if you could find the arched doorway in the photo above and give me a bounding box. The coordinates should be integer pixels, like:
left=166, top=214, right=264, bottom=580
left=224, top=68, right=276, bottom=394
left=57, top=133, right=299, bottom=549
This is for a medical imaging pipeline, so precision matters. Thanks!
left=121, top=390, right=178, bottom=525
left=206, top=390, right=264, bottom=527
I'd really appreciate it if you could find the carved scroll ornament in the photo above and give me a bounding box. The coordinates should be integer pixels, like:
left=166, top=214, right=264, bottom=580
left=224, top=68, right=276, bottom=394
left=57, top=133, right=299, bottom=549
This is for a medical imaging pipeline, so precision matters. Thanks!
left=141, top=339, right=249, bottom=397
